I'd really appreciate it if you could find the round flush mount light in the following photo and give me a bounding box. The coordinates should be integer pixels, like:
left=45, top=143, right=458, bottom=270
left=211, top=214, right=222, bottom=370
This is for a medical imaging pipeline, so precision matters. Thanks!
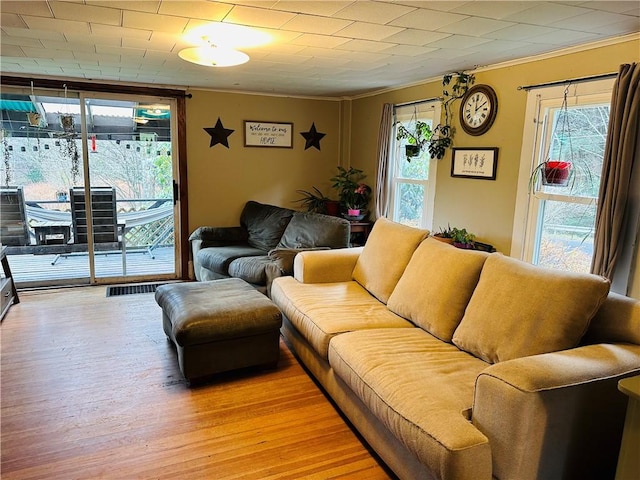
left=179, top=22, right=270, bottom=67
left=178, top=45, right=250, bottom=67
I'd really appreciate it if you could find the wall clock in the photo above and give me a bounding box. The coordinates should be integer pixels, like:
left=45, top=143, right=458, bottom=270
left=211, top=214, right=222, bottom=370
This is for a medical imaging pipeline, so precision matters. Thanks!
left=460, top=84, right=498, bottom=136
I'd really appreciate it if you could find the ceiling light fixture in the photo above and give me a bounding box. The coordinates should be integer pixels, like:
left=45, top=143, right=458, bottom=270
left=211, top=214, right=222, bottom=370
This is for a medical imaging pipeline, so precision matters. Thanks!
left=178, top=43, right=249, bottom=67
left=179, top=22, right=271, bottom=68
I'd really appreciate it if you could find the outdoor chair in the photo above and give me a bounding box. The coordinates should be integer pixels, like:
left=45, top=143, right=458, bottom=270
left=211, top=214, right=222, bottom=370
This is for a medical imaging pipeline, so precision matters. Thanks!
left=0, top=186, right=31, bottom=246
left=52, top=187, right=126, bottom=273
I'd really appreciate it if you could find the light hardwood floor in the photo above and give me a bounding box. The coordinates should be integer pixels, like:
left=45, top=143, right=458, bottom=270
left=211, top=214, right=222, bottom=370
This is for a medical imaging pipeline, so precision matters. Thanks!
left=1, top=287, right=393, bottom=480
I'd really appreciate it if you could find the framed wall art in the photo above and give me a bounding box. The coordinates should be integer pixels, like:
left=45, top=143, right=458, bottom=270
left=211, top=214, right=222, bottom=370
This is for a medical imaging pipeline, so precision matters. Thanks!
left=244, top=121, right=293, bottom=148
left=451, top=147, right=498, bottom=180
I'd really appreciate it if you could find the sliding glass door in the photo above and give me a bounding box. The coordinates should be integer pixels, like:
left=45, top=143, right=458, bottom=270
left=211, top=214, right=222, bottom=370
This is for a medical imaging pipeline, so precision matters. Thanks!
left=1, top=87, right=180, bottom=286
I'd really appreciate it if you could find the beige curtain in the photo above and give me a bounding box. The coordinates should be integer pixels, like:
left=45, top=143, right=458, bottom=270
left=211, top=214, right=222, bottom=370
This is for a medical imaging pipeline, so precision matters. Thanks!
left=591, top=63, right=640, bottom=279
left=375, top=103, right=393, bottom=219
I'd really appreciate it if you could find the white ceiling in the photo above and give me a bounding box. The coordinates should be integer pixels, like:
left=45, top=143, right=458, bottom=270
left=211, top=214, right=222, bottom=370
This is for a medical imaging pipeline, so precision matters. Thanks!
left=1, top=1, right=639, bottom=98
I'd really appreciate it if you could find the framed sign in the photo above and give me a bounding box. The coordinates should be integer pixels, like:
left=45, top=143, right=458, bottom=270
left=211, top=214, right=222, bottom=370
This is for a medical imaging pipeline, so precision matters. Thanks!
left=244, top=121, right=293, bottom=148
left=451, top=147, right=498, bottom=180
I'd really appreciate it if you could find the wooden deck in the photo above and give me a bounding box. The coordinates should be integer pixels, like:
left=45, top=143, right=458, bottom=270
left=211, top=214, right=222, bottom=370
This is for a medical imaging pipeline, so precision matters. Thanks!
left=5, top=246, right=176, bottom=288
left=1, top=287, right=392, bottom=479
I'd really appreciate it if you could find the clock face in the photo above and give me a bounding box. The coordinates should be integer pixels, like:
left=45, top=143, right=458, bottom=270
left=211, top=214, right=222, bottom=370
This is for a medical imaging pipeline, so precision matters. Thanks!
left=460, top=85, right=498, bottom=136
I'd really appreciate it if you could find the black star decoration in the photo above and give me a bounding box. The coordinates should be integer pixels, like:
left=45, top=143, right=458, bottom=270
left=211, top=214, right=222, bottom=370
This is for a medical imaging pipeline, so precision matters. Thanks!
left=204, top=117, right=234, bottom=148
left=300, top=122, right=326, bottom=151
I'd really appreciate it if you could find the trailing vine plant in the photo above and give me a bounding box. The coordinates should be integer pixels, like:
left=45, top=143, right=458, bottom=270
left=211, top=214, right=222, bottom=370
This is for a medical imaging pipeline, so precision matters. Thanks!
left=428, top=71, right=475, bottom=160
left=2, top=129, right=11, bottom=186
left=59, top=114, right=80, bottom=185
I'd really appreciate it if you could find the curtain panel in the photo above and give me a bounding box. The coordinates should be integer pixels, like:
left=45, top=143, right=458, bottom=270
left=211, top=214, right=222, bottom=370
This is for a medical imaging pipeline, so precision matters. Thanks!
left=375, top=103, right=393, bottom=219
left=591, top=63, right=640, bottom=280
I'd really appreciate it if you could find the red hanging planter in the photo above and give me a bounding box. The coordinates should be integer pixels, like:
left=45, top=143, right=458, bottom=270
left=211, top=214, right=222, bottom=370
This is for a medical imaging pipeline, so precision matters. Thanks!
left=542, top=161, right=572, bottom=186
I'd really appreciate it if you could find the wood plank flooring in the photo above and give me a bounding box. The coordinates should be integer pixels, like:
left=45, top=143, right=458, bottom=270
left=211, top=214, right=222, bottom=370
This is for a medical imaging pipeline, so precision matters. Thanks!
left=1, top=287, right=393, bottom=480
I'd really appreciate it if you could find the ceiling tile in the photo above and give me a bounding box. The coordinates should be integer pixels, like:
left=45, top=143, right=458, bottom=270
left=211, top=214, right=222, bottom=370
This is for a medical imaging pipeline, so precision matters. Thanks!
left=96, top=45, right=146, bottom=58
left=122, top=11, right=188, bottom=34
left=587, top=17, right=640, bottom=35
left=21, top=46, right=76, bottom=59
left=0, top=13, right=28, bottom=29
left=503, top=3, right=592, bottom=25
left=530, top=29, right=602, bottom=45
left=22, top=15, right=91, bottom=35
left=379, top=44, right=438, bottom=57
left=158, top=1, right=232, bottom=20
left=40, top=39, right=97, bottom=53
left=74, top=51, right=121, bottom=63
left=390, top=8, right=469, bottom=30
left=381, top=28, right=451, bottom=46
left=90, top=24, right=152, bottom=41
left=2, top=26, right=66, bottom=41
left=549, top=11, right=636, bottom=31
left=0, top=45, right=26, bottom=57
left=49, top=1, right=121, bottom=26
left=289, top=33, right=350, bottom=48
left=332, top=1, right=415, bottom=23
left=85, top=1, right=160, bottom=14
left=401, top=2, right=468, bottom=13
left=1, top=34, right=43, bottom=48
left=281, top=13, right=352, bottom=34
left=335, top=39, right=395, bottom=53
left=426, top=34, right=493, bottom=50
left=1, top=1, right=52, bottom=17
left=485, top=23, right=560, bottom=41
left=270, top=1, right=353, bottom=16
left=65, top=33, right=122, bottom=47
left=334, top=22, right=404, bottom=41
left=577, top=1, right=640, bottom=14
left=437, top=17, right=516, bottom=36
left=122, top=32, right=178, bottom=52
left=449, top=1, right=543, bottom=20
left=223, top=4, right=296, bottom=28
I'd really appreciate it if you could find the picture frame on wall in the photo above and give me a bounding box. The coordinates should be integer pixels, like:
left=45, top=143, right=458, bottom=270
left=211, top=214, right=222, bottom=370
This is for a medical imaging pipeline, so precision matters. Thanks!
left=244, top=121, right=293, bottom=148
left=451, top=147, right=498, bottom=180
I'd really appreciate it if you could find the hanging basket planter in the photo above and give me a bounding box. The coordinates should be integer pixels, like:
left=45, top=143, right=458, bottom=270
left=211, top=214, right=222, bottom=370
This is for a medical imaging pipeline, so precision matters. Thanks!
left=405, top=144, right=421, bottom=158
left=542, top=161, right=572, bottom=186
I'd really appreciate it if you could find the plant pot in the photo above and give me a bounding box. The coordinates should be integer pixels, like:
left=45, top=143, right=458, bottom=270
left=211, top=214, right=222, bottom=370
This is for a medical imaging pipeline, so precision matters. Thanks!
left=432, top=235, right=454, bottom=245
left=542, top=161, right=571, bottom=186
left=453, top=242, right=474, bottom=249
left=27, top=112, right=42, bottom=127
left=347, top=208, right=361, bottom=217
left=60, top=115, right=74, bottom=131
left=405, top=145, right=420, bottom=158
left=325, top=200, right=340, bottom=216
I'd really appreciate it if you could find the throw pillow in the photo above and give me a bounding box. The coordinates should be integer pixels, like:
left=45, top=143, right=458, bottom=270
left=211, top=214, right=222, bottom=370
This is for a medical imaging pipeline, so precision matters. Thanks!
left=452, top=254, right=611, bottom=363
left=240, top=201, right=294, bottom=252
left=352, top=218, right=428, bottom=304
left=387, top=238, right=489, bottom=342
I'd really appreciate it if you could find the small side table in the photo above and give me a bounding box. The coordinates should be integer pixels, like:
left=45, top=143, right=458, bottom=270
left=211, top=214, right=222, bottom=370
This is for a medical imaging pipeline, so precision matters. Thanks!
left=33, top=222, right=72, bottom=245
left=616, top=375, right=640, bottom=479
left=349, top=221, right=372, bottom=247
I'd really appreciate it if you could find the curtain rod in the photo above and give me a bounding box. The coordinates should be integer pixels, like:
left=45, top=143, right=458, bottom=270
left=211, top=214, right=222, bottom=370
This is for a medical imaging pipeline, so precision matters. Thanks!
left=517, top=72, right=618, bottom=91
left=394, top=96, right=443, bottom=108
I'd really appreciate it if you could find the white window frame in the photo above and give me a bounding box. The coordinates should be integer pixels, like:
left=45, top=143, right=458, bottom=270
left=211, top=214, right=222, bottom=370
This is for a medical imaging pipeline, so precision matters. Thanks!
left=389, top=100, right=441, bottom=230
left=510, top=78, right=615, bottom=264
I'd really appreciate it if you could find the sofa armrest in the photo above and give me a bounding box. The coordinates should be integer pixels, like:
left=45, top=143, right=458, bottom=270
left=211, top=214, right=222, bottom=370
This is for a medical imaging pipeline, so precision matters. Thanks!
left=472, top=343, right=640, bottom=480
left=293, top=247, right=363, bottom=284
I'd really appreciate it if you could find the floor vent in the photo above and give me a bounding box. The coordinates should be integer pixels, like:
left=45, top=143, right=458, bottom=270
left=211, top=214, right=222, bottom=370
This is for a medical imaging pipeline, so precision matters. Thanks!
left=106, top=283, right=165, bottom=297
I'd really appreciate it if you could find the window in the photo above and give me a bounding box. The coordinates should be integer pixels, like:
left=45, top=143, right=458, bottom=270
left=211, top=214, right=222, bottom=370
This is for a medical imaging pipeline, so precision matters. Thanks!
left=511, top=79, right=614, bottom=273
left=389, top=101, right=440, bottom=229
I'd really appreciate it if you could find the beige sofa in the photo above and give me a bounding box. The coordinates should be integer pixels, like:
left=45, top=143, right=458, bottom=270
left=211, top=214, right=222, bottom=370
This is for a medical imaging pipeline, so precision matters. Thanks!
left=270, top=218, right=640, bottom=480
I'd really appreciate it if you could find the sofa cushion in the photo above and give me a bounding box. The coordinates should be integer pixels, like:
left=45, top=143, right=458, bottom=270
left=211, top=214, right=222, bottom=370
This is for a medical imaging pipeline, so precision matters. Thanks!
left=387, top=238, right=489, bottom=342
left=197, top=245, right=267, bottom=276
left=582, top=292, right=640, bottom=345
left=240, top=201, right=294, bottom=251
left=329, top=328, right=491, bottom=480
left=277, top=212, right=350, bottom=249
left=352, top=218, right=428, bottom=304
left=228, top=255, right=273, bottom=285
left=452, top=254, right=611, bottom=363
left=270, top=276, right=413, bottom=359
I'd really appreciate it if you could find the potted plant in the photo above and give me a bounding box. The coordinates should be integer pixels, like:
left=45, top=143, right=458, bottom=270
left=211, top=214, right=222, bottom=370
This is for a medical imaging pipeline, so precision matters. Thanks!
left=330, top=166, right=371, bottom=219
left=451, top=227, right=475, bottom=249
left=294, top=187, right=332, bottom=214
left=431, top=225, right=455, bottom=244
left=395, top=120, right=432, bottom=161
left=428, top=72, right=475, bottom=160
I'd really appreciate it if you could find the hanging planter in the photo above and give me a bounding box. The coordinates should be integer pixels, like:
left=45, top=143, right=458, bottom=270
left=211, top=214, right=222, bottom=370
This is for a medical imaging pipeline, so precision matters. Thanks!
left=542, top=161, right=572, bottom=186
left=395, top=118, right=432, bottom=162
left=60, top=114, right=74, bottom=131
left=27, top=112, right=43, bottom=127
left=405, top=144, right=421, bottom=158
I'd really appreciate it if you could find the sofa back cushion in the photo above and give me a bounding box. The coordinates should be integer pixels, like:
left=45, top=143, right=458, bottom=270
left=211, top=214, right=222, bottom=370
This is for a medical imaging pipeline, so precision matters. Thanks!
left=352, top=218, right=428, bottom=304
left=452, top=254, right=611, bottom=363
left=387, top=238, right=489, bottom=342
left=240, top=201, right=294, bottom=251
left=277, top=212, right=350, bottom=249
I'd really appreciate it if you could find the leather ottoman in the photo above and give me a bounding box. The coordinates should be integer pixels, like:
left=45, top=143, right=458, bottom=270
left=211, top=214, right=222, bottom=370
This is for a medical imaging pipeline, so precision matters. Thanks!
left=155, top=278, right=282, bottom=384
